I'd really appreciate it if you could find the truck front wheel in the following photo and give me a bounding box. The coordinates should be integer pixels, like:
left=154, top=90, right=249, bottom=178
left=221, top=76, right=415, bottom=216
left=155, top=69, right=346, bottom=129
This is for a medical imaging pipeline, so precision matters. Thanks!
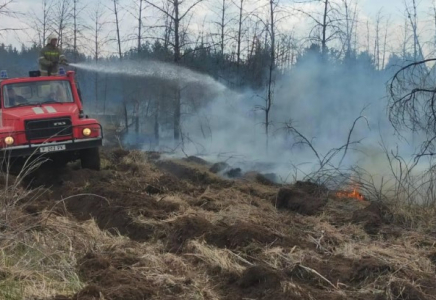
left=80, top=147, right=101, bottom=170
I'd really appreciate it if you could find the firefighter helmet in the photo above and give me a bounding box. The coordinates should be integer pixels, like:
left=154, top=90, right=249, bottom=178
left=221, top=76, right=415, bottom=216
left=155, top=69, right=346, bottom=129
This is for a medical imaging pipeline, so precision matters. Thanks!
left=47, top=34, right=58, bottom=44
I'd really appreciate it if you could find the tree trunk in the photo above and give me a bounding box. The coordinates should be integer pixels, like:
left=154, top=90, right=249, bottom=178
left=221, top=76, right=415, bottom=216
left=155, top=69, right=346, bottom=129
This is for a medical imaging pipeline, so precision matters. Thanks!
left=154, top=101, right=160, bottom=146
left=73, top=0, right=78, bottom=62
left=382, top=18, right=389, bottom=69
left=374, top=11, right=381, bottom=70
left=174, top=87, right=181, bottom=141
left=236, top=0, right=243, bottom=73
left=114, top=0, right=122, bottom=60
left=95, top=73, right=99, bottom=111
left=173, top=0, right=181, bottom=141
left=220, top=0, right=225, bottom=54
left=103, top=74, right=108, bottom=114
left=321, top=0, right=328, bottom=57
left=138, top=0, right=143, bottom=52
left=266, top=0, right=276, bottom=151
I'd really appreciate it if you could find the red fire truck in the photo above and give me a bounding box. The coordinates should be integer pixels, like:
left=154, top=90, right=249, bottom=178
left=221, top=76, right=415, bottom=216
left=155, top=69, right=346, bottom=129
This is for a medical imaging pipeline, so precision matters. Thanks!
left=0, top=69, right=103, bottom=172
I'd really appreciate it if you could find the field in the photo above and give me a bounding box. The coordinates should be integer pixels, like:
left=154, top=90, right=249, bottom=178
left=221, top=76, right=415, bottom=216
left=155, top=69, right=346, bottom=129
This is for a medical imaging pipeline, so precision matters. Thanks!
left=0, top=148, right=435, bottom=300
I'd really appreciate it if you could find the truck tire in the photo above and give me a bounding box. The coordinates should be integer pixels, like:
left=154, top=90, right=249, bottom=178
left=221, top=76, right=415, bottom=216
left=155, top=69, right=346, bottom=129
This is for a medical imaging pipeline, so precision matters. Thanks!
left=80, top=147, right=101, bottom=170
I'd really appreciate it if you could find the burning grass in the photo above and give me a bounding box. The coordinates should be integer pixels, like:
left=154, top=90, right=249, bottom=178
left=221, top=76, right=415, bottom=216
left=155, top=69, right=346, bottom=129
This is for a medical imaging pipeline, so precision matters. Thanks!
left=1, top=148, right=436, bottom=299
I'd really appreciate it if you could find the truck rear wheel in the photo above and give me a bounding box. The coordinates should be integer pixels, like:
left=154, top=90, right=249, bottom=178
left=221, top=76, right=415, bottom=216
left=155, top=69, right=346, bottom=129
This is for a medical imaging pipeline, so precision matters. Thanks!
left=80, top=147, right=101, bottom=170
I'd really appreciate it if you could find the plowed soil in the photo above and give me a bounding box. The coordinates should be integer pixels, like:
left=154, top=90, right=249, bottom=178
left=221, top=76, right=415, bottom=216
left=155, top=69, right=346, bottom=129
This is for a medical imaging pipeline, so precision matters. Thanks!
left=7, top=148, right=436, bottom=300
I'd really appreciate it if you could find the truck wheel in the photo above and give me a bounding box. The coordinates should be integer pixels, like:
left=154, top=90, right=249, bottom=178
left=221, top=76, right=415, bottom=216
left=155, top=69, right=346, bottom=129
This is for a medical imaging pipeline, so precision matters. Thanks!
left=80, top=147, right=101, bottom=170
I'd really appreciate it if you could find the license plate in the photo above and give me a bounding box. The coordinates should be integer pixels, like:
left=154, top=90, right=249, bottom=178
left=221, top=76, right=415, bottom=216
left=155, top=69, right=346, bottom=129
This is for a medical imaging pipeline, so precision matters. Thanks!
left=39, top=144, right=66, bottom=153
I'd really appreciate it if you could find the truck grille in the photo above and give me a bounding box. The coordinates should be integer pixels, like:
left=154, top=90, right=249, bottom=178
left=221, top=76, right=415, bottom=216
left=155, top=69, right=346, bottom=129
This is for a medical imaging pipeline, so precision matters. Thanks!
left=25, top=117, right=72, bottom=140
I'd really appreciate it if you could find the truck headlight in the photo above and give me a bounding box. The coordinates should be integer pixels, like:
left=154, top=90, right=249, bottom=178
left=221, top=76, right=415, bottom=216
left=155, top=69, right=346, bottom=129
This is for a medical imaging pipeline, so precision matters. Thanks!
left=82, top=128, right=91, bottom=136
left=4, top=137, right=14, bottom=145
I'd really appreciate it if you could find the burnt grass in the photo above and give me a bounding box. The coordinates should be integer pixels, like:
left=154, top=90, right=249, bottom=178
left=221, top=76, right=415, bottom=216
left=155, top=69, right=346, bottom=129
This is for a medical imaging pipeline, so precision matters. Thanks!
left=15, top=148, right=436, bottom=300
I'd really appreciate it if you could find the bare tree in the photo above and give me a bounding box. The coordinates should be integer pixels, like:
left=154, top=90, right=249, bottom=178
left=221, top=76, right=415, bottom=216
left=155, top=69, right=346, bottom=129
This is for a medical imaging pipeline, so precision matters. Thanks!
left=108, top=0, right=129, bottom=132
left=235, top=0, right=244, bottom=69
left=374, top=9, right=382, bottom=69
left=210, top=0, right=232, bottom=54
left=381, top=15, right=391, bottom=69
left=365, top=19, right=370, bottom=53
left=265, top=0, right=276, bottom=149
left=404, top=0, right=424, bottom=61
left=52, top=0, right=73, bottom=49
left=87, top=1, right=110, bottom=111
left=72, top=0, right=79, bottom=61
left=144, top=0, right=205, bottom=141
left=400, top=13, right=410, bottom=59
left=433, top=0, right=436, bottom=55
left=112, top=0, right=123, bottom=60
left=294, top=0, right=342, bottom=58
left=0, top=0, right=24, bottom=34
left=341, top=0, right=357, bottom=58
left=137, top=0, right=144, bottom=52
left=388, top=59, right=436, bottom=158
left=321, top=0, right=328, bottom=56
left=124, top=0, right=147, bottom=53
left=27, top=0, right=53, bottom=46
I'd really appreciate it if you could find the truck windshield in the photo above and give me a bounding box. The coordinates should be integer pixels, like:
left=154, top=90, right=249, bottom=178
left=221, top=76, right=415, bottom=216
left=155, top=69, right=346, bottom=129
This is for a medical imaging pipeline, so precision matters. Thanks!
left=2, top=80, right=74, bottom=108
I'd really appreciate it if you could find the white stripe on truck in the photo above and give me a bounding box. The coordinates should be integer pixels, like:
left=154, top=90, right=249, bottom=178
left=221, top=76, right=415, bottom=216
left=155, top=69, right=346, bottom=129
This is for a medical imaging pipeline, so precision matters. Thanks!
left=32, top=107, right=44, bottom=114
left=45, top=106, right=57, bottom=113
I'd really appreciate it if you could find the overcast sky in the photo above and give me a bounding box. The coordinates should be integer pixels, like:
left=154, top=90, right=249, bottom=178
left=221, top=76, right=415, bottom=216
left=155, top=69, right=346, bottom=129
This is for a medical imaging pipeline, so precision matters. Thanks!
left=1, top=0, right=435, bottom=58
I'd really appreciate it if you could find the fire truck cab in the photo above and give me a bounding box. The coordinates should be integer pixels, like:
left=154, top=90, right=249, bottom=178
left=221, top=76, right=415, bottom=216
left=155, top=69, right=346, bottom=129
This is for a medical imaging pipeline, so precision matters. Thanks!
left=0, top=69, right=103, bottom=172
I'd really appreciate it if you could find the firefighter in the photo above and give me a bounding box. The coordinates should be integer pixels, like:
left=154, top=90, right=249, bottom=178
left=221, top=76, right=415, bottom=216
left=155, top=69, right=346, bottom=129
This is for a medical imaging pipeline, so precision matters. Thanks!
left=6, top=86, right=27, bottom=107
left=38, top=34, right=68, bottom=76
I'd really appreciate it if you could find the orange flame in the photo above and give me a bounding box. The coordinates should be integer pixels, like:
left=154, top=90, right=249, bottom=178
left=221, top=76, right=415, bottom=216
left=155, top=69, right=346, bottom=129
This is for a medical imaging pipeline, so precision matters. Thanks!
left=335, top=188, right=364, bottom=201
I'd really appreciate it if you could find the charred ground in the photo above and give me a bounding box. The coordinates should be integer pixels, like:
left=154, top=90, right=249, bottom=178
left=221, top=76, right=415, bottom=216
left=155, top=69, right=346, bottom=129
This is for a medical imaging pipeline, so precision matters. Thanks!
left=1, top=148, right=436, bottom=300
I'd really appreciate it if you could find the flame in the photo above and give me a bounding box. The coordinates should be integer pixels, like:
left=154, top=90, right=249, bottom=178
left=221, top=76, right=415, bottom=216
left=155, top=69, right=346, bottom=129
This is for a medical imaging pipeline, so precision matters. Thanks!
left=335, top=188, right=364, bottom=201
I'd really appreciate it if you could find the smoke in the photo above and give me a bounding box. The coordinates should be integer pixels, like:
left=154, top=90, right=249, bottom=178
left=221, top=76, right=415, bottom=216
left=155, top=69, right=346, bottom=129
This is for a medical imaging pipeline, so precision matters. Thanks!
left=174, top=57, right=427, bottom=187
left=73, top=57, right=428, bottom=190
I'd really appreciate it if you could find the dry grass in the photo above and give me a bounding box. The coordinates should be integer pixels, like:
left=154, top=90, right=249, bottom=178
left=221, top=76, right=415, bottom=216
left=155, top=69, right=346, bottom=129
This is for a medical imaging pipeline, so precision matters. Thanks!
left=1, top=151, right=436, bottom=299
left=0, top=215, right=91, bottom=299
left=185, top=240, right=248, bottom=274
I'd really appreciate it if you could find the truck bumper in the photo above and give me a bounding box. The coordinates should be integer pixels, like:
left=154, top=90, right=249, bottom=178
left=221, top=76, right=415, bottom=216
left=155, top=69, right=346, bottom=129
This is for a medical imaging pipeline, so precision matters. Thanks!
left=0, top=137, right=103, bottom=158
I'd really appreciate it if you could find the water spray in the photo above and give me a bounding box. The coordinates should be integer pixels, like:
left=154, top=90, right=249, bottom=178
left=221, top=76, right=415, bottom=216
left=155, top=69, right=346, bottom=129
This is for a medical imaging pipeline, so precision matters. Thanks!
left=69, top=60, right=228, bottom=95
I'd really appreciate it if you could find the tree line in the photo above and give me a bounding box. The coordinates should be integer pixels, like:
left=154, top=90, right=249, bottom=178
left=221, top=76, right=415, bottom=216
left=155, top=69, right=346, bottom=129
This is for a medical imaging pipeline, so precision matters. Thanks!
left=0, top=0, right=432, bottom=150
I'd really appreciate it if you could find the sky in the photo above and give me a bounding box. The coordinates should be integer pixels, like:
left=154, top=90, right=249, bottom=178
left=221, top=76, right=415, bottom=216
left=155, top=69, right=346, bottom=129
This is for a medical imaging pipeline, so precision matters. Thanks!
left=1, top=0, right=436, bottom=58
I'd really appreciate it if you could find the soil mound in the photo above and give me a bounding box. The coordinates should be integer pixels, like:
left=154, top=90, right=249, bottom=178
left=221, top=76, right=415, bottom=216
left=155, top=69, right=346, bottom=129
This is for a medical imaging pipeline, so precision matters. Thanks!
left=294, top=180, right=328, bottom=196
left=207, top=222, right=295, bottom=249
left=157, top=160, right=228, bottom=186
left=243, top=171, right=278, bottom=186
left=209, top=162, right=230, bottom=174
left=72, top=285, right=103, bottom=300
left=352, top=202, right=392, bottom=234
left=76, top=252, right=154, bottom=300
left=255, top=173, right=278, bottom=186
left=387, top=280, right=429, bottom=300
left=287, top=258, right=352, bottom=289
left=166, top=215, right=217, bottom=253
left=237, top=265, right=282, bottom=289
left=351, top=257, right=392, bottom=283
left=219, top=265, right=288, bottom=300
left=274, top=188, right=327, bottom=215
left=225, top=168, right=242, bottom=178
left=183, top=156, right=209, bottom=165
left=64, top=189, right=177, bottom=241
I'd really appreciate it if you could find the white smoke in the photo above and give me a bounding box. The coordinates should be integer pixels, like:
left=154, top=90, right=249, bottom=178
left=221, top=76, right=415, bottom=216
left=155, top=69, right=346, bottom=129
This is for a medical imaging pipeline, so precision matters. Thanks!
left=73, top=58, right=429, bottom=191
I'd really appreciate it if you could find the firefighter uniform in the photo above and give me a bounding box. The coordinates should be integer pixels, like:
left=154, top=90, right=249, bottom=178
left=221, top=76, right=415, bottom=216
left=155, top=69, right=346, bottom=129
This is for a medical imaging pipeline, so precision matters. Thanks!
left=38, top=34, right=68, bottom=76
